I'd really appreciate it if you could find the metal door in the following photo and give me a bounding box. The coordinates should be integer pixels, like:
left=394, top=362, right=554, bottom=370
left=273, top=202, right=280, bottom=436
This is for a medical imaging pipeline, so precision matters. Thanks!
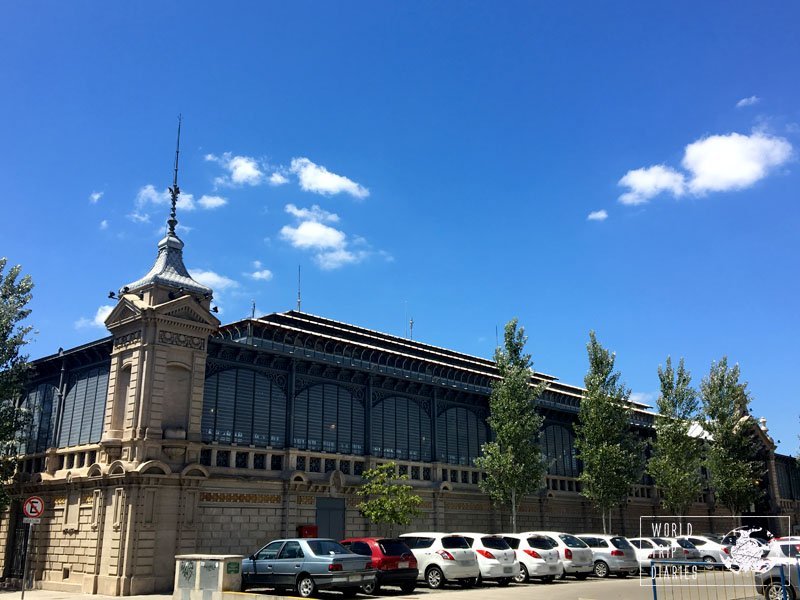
left=316, top=497, right=345, bottom=540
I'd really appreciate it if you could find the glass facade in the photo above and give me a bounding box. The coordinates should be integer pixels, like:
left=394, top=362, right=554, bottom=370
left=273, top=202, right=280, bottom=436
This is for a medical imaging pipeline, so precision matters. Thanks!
left=19, top=382, right=59, bottom=454
left=436, top=406, right=487, bottom=465
left=293, top=383, right=364, bottom=454
left=541, top=423, right=579, bottom=477
left=202, top=368, right=287, bottom=447
left=59, top=366, right=109, bottom=447
left=372, top=396, right=432, bottom=461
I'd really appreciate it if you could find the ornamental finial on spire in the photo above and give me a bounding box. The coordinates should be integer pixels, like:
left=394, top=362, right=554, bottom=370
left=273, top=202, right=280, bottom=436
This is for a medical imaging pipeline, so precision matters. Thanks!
left=167, top=114, right=182, bottom=236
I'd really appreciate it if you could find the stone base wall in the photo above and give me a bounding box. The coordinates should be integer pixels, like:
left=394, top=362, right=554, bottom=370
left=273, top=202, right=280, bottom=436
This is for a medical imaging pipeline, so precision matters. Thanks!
left=0, top=473, right=795, bottom=596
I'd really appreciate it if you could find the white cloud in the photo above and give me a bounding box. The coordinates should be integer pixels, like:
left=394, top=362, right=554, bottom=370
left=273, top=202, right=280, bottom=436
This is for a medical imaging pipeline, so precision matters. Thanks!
left=587, top=209, right=608, bottom=221
left=618, top=165, right=686, bottom=205
left=127, top=211, right=150, bottom=223
left=736, top=96, right=760, bottom=108
left=285, top=203, right=339, bottom=223
left=188, top=269, right=239, bottom=291
left=683, top=132, right=792, bottom=195
left=198, top=195, right=228, bottom=209
left=99, top=219, right=109, bottom=230
left=269, top=172, right=289, bottom=186
left=75, top=305, right=114, bottom=329
left=315, top=248, right=367, bottom=270
left=630, top=391, right=657, bottom=406
left=280, top=221, right=346, bottom=250
left=250, top=269, right=273, bottom=281
left=207, top=153, right=264, bottom=186
left=136, top=184, right=195, bottom=211
left=290, top=157, right=369, bottom=199
left=89, top=191, right=103, bottom=204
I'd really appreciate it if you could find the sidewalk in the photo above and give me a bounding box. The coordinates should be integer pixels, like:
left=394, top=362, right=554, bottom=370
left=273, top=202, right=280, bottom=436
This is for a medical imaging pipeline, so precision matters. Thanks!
left=0, top=591, right=172, bottom=600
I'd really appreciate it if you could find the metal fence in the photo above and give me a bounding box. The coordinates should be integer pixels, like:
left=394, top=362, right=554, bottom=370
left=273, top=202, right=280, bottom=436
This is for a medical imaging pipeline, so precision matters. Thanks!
left=648, top=560, right=799, bottom=600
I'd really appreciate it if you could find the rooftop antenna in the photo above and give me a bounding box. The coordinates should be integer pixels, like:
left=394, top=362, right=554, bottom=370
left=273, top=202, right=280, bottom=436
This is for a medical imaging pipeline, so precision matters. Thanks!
left=409, top=318, right=414, bottom=341
left=296, top=265, right=302, bottom=311
left=248, top=299, right=255, bottom=344
left=167, top=114, right=182, bottom=236
left=251, top=299, right=256, bottom=319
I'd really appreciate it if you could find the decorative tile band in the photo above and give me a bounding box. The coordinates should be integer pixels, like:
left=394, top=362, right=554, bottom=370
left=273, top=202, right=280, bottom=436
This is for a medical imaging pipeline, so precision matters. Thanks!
left=295, top=495, right=314, bottom=506
left=200, top=492, right=281, bottom=504
left=159, top=330, right=206, bottom=350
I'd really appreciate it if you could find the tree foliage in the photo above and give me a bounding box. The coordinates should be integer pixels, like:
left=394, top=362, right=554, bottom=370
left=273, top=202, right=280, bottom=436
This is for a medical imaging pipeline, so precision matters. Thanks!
left=0, top=258, right=34, bottom=510
left=574, top=331, right=642, bottom=533
left=356, top=462, right=422, bottom=535
left=700, top=357, right=762, bottom=515
left=648, top=357, right=703, bottom=514
left=474, top=318, right=546, bottom=532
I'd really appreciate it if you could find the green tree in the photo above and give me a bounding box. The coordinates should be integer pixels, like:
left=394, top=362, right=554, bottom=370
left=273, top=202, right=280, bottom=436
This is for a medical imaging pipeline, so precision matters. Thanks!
left=0, top=258, right=34, bottom=510
left=700, top=357, right=762, bottom=515
left=474, top=318, right=546, bottom=532
left=356, top=462, right=422, bottom=535
left=648, top=357, right=703, bottom=515
left=574, top=331, right=642, bottom=533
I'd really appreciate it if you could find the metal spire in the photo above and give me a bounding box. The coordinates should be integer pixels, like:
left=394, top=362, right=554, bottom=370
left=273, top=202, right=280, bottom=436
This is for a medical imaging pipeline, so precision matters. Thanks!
left=167, top=114, right=182, bottom=236
left=296, top=265, right=302, bottom=311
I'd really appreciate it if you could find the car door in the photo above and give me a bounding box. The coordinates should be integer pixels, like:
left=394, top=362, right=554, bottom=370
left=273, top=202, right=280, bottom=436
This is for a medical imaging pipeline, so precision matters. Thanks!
left=249, top=541, right=285, bottom=584
left=273, top=540, right=305, bottom=586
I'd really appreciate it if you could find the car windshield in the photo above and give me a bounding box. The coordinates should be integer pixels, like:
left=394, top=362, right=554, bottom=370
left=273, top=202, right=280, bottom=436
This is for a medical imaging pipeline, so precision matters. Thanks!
left=778, top=544, right=800, bottom=558
left=378, top=540, right=412, bottom=556
left=676, top=539, right=696, bottom=549
left=652, top=538, right=669, bottom=546
left=528, top=537, right=555, bottom=550
left=403, top=537, right=434, bottom=549
left=481, top=537, right=511, bottom=550
left=307, top=540, right=350, bottom=556
left=559, top=534, right=588, bottom=548
left=442, top=536, right=470, bottom=549
left=610, top=537, right=633, bottom=550
left=503, top=537, right=520, bottom=549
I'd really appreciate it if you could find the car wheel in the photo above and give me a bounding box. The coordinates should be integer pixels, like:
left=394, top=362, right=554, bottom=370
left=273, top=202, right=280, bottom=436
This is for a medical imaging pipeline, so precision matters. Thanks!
left=497, top=578, right=512, bottom=587
left=702, top=556, right=716, bottom=570
left=426, top=566, right=445, bottom=589
left=361, top=579, right=379, bottom=595
left=514, top=564, right=529, bottom=584
left=593, top=561, right=609, bottom=578
left=296, top=575, right=317, bottom=598
left=399, top=582, right=416, bottom=594
left=766, top=582, right=795, bottom=600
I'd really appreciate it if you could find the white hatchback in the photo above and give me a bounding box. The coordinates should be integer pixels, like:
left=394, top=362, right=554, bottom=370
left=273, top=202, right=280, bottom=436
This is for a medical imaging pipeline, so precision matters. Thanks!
left=628, top=537, right=672, bottom=571
left=453, top=532, right=519, bottom=585
left=500, top=533, right=562, bottom=583
left=526, top=531, right=593, bottom=578
left=685, top=536, right=729, bottom=566
left=400, top=533, right=480, bottom=589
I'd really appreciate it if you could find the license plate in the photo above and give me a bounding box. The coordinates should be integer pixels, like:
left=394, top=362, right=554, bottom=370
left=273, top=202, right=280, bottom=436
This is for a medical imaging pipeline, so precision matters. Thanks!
left=503, top=567, right=512, bottom=574
left=398, top=562, right=408, bottom=569
left=348, top=574, right=360, bottom=582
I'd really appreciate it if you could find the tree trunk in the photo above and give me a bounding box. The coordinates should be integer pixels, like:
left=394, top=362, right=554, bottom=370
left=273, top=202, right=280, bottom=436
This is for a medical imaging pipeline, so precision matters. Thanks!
left=602, top=509, right=607, bottom=534
left=511, top=488, right=517, bottom=533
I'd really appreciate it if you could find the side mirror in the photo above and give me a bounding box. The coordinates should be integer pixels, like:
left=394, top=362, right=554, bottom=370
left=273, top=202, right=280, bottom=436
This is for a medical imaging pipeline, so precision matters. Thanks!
left=249, top=554, right=255, bottom=561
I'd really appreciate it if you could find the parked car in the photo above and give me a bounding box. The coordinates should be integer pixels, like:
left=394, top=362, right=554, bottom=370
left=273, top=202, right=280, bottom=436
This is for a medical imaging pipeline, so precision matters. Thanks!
left=241, top=538, right=375, bottom=598
left=400, top=532, right=480, bottom=589
left=685, top=535, right=730, bottom=566
left=453, top=532, right=519, bottom=585
left=753, top=539, right=800, bottom=600
left=340, top=537, right=418, bottom=594
left=664, top=537, right=702, bottom=561
left=526, top=531, right=593, bottom=579
left=500, top=533, right=561, bottom=583
left=575, top=534, right=639, bottom=578
left=721, top=527, right=771, bottom=559
left=628, top=537, right=672, bottom=572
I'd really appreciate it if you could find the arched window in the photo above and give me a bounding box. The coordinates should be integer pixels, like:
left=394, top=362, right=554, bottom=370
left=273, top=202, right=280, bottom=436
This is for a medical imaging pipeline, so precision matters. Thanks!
left=59, top=366, right=109, bottom=447
left=293, top=384, right=364, bottom=454
left=202, top=369, right=287, bottom=448
left=436, top=406, right=487, bottom=465
left=372, top=396, right=431, bottom=461
left=19, top=383, right=59, bottom=454
left=541, top=423, right=579, bottom=477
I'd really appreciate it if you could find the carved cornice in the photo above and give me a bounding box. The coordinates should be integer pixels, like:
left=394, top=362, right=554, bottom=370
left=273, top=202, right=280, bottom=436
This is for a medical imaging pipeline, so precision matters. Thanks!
left=114, top=331, right=142, bottom=349
left=158, top=330, right=206, bottom=350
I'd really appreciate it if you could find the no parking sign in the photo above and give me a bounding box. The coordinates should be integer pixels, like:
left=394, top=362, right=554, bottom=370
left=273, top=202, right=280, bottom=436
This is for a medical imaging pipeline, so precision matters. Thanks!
left=22, top=496, right=43, bottom=523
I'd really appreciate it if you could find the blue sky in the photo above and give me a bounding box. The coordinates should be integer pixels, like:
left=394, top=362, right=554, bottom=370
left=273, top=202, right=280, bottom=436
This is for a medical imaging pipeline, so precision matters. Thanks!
left=2, top=2, right=798, bottom=454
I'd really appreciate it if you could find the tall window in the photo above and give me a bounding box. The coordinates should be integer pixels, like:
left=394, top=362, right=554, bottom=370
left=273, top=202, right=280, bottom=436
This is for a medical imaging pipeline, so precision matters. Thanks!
left=436, top=406, right=487, bottom=465
left=202, top=368, right=287, bottom=447
left=19, top=383, right=59, bottom=454
left=372, top=396, right=432, bottom=461
left=293, top=384, right=364, bottom=455
left=541, top=423, right=579, bottom=477
left=59, top=366, right=109, bottom=447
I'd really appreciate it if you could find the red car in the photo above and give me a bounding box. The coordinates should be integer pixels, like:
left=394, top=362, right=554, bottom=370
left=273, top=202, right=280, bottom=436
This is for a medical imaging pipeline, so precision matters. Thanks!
left=340, top=537, right=418, bottom=594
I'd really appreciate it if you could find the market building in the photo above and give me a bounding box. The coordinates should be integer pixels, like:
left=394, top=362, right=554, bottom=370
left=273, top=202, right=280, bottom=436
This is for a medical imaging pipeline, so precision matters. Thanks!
left=2, top=164, right=799, bottom=596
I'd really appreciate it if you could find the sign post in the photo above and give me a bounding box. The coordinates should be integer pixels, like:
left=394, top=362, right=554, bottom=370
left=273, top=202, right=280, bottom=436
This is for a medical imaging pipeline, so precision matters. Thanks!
left=20, top=496, right=44, bottom=600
